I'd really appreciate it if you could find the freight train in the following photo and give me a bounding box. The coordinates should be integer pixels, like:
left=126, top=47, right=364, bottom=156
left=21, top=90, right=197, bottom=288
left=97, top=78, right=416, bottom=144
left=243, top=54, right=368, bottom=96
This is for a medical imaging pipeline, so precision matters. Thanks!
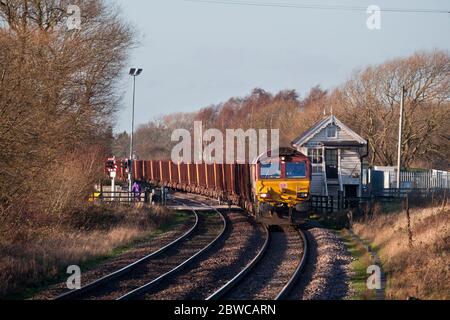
left=114, top=148, right=312, bottom=223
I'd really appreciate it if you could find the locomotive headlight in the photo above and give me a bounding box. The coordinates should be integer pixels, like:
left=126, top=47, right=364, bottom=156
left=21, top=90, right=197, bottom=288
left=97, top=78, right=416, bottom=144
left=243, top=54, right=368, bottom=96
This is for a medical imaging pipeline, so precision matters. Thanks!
left=297, top=192, right=309, bottom=199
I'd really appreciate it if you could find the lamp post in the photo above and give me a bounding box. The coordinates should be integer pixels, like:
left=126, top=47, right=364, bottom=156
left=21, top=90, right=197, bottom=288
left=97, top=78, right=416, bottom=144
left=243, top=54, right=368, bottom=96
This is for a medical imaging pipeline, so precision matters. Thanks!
left=129, top=67, right=143, bottom=192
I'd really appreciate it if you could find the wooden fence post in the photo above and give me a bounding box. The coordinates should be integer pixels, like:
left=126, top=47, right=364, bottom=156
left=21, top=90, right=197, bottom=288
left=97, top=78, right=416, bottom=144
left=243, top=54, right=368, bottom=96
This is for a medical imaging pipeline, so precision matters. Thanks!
left=347, top=209, right=354, bottom=230
left=404, top=194, right=414, bottom=248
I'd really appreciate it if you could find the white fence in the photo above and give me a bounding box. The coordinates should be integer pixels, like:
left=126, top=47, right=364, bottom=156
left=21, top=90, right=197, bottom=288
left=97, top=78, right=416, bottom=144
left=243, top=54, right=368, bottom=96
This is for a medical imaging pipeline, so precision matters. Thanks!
left=384, top=169, right=450, bottom=189
left=390, top=170, right=450, bottom=189
left=364, top=168, right=449, bottom=199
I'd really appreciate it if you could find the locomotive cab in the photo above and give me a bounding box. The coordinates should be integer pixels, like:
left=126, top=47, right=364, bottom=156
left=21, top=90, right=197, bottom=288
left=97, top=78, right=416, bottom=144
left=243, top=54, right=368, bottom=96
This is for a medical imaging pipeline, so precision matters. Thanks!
left=253, top=148, right=311, bottom=223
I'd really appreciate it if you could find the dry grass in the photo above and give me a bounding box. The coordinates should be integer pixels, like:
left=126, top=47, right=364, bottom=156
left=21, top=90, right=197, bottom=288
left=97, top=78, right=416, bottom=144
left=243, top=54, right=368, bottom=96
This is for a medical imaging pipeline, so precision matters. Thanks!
left=353, top=203, right=449, bottom=300
left=0, top=205, right=171, bottom=299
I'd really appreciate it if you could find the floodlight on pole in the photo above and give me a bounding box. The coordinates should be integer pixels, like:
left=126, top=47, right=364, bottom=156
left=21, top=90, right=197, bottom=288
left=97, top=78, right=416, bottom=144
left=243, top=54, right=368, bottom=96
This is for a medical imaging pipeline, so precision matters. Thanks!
left=128, top=67, right=143, bottom=192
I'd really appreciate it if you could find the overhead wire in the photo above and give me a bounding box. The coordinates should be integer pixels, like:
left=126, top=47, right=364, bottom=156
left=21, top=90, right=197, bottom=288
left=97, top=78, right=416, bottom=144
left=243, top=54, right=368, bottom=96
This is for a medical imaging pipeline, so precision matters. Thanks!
left=183, top=0, right=450, bottom=14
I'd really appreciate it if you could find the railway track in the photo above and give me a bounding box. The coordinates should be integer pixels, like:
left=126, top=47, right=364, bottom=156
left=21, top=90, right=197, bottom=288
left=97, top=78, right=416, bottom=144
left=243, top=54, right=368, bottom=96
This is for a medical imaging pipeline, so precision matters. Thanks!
left=207, top=225, right=308, bottom=300
left=55, top=193, right=308, bottom=301
left=118, top=197, right=227, bottom=300
left=56, top=200, right=226, bottom=300
left=144, top=193, right=308, bottom=301
left=137, top=194, right=267, bottom=300
left=169, top=193, right=309, bottom=301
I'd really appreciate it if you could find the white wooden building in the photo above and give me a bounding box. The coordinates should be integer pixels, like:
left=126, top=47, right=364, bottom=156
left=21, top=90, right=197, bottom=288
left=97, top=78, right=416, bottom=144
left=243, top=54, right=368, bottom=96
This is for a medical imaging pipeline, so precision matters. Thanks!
left=292, top=116, right=368, bottom=198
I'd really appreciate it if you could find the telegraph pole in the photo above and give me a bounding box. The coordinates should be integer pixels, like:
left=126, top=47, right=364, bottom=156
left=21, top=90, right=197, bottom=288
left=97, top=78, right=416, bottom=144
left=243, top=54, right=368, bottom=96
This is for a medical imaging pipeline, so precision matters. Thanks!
left=396, top=86, right=406, bottom=190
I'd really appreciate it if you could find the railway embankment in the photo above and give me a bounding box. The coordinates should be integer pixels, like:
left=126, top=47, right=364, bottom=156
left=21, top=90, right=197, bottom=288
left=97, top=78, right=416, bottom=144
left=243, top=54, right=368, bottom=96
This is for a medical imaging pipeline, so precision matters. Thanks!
left=352, top=203, right=449, bottom=300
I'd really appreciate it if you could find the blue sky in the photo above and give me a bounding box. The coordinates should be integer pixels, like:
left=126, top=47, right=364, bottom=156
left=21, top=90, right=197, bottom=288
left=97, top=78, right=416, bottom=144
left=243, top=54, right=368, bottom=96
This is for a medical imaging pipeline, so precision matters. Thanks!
left=112, top=0, right=450, bottom=133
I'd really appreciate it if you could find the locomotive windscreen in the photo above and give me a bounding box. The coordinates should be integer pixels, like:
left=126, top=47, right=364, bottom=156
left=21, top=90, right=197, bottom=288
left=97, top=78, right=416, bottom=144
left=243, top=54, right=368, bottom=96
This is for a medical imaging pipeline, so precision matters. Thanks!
left=286, top=162, right=307, bottom=179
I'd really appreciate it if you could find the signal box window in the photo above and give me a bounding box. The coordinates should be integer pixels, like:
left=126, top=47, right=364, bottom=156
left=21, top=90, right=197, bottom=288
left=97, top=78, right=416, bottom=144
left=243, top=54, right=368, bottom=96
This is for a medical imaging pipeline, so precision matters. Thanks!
left=327, top=125, right=337, bottom=138
left=308, top=149, right=323, bottom=164
left=286, top=162, right=307, bottom=178
left=260, top=163, right=281, bottom=179
left=308, top=149, right=323, bottom=174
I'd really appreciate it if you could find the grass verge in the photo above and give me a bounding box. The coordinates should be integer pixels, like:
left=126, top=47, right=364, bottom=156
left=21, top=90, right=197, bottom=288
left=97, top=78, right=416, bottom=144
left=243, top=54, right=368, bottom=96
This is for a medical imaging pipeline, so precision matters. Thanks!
left=0, top=206, right=191, bottom=299
left=338, top=229, right=376, bottom=300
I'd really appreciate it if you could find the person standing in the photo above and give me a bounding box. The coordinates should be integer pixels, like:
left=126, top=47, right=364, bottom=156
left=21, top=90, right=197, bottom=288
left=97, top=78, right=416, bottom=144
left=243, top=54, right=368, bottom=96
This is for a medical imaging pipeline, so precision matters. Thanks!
left=132, top=181, right=141, bottom=201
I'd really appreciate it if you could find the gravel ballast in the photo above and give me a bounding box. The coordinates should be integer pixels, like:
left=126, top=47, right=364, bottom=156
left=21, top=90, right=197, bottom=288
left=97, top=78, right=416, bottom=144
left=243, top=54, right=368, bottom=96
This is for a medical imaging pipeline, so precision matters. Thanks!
left=289, top=227, right=354, bottom=300
left=226, top=226, right=304, bottom=300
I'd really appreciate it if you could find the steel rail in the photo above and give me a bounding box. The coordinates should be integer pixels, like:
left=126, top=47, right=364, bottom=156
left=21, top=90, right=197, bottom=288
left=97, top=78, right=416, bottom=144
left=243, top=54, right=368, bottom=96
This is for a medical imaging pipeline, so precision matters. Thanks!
left=206, top=224, right=270, bottom=300
left=207, top=225, right=308, bottom=301
left=55, top=200, right=199, bottom=300
left=275, top=227, right=309, bottom=300
left=118, top=197, right=227, bottom=300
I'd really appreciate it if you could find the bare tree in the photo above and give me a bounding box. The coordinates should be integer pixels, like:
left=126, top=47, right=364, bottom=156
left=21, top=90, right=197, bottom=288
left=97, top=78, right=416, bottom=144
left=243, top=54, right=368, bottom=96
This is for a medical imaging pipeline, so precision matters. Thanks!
left=0, top=0, right=135, bottom=221
left=335, top=50, right=450, bottom=169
